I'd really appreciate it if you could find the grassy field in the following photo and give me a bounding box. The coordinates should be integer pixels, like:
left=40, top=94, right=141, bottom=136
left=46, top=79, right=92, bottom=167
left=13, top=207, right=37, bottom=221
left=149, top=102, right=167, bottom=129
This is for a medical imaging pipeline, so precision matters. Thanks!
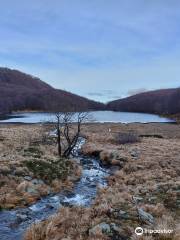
left=0, top=122, right=180, bottom=239
left=0, top=124, right=81, bottom=209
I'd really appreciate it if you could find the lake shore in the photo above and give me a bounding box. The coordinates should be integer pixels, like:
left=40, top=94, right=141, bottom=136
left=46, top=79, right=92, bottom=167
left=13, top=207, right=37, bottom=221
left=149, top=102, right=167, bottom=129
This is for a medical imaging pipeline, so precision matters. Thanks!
left=0, top=111, right=175, bottom=124
left=0, top=122, right=180, bottom=239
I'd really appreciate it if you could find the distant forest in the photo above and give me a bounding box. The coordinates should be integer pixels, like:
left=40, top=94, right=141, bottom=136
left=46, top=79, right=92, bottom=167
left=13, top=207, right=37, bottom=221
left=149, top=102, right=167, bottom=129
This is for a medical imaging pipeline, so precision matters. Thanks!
left=0, top=67, right=180, bottom=116
left=107, top=88, right=180, bottom=115
left=0, top=68, right=104, bottom=115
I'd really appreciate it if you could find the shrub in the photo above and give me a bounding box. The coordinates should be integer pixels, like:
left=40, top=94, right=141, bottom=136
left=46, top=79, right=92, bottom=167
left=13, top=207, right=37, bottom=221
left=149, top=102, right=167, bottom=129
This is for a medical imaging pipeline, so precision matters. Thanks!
left=24, top=158, right=71, bottom=183
left=0, top=166, right=12, bottom=175
left=23, top=147, right=43, bottom=158
left=113, top=132, right=140, bottom=144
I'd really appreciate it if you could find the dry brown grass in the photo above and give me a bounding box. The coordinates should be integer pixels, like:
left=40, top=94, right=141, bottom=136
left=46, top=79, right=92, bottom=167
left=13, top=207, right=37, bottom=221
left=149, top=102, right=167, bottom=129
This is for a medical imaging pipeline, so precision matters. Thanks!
left=83, top=123, right=180, bottom=239
left=113, top=131, right=140, bottom=144
left=24, top=207, right=110, bottom=240
left=0, top=124, right=81, bottom=209
left=23, top=122, right=180, bottom=240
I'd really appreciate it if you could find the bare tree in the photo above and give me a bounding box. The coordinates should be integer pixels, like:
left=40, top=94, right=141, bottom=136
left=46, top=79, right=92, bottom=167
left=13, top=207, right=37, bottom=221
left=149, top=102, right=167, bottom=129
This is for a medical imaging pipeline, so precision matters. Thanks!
left=54, top=112, right=89, bottom=158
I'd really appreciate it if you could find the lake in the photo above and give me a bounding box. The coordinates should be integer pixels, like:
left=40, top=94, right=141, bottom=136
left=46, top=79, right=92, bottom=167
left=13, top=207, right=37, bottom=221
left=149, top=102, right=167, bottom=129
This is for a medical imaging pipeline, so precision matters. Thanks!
left=0, top=111, right=174, bottom=123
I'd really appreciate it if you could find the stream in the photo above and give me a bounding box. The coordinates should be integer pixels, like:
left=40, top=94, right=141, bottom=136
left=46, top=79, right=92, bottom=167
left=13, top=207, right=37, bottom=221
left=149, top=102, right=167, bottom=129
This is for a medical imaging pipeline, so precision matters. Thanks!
left=0, top=140, right=110, bottom=240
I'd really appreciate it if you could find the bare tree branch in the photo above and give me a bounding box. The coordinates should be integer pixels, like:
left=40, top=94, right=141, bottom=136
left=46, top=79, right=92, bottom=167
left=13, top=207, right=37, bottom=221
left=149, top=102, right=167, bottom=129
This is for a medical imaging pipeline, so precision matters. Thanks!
left=53, top=111, right=89, bottom=158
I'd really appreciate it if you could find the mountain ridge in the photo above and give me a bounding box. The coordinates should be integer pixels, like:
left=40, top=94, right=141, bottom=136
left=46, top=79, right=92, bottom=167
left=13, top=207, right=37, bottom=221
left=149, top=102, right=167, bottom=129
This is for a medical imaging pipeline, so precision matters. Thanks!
left=1, top=67, right=180, bottom=116
left=107, top=88, right=180, bottom=115
left=0, top=67, right=104, bottom=115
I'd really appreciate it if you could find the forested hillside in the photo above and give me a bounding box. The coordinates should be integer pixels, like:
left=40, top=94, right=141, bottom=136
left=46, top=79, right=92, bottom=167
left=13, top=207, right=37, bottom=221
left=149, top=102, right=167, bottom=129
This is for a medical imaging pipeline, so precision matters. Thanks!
left=0, top=68, right=104, bottom=115
left=107, top=88, right=180, bottom=115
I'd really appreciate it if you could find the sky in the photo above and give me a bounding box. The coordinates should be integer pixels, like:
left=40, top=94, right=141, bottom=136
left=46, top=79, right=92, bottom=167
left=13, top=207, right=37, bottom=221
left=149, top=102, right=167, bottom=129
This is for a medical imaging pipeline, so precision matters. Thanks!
left=0, top=0, right=180, bottom=102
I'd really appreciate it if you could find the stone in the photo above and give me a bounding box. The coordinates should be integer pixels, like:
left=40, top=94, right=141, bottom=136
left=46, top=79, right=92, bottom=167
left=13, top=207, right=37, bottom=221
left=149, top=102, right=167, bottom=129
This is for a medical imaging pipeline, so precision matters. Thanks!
left=89, top=222, right=111, bottom=236
left=89, top=222, right=121, bottom=237
left=45, top=203, right=54, bottom=209
left=0, top=166, right=11, bottom=175
left=119, top=210, right=126, bottom=215
left=27, top=187, right=39, bottom=195
left=61, top=201, right=74, bottom=208
left=32, top=179, right=44, bottom=185
left=16, top=209, right=31, bottom=215
left=16, top=214, right=28, bottom=221
left=114, top=210, right=129, bottom=220
left=100, top=150, right=128, bottom=167
left=110, top=223, right=120, bottom=232
left=12, top=213, right=30, bottom=227
left=148, top=196, right=157, bottom=203
left=136, top=165, right=144, bottom=170
left=46, top=202, right=61, bottom=209
left=16, top=180, right=42, bottom=195
left=130, top=149, right=140, bottom=159
left=138, top=208, right=154, bottom=224
left=24, top=176, right=32, bottom=181
left=110, top=166, right=121, bottom=172
left=133, top=196, right=143, bottom=203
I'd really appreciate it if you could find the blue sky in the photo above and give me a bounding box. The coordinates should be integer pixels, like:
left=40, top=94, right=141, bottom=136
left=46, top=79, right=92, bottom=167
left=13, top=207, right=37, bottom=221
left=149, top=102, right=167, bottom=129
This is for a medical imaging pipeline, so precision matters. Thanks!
left=0, top=0, right=180, bottom=102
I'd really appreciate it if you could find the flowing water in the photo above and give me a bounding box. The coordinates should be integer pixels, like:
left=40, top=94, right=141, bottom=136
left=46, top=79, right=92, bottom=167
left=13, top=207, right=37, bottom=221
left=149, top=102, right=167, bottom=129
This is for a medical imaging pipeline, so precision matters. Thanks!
left=0, top=141, right=110, bottom=240
left=0, top=111, right=174, bottom=239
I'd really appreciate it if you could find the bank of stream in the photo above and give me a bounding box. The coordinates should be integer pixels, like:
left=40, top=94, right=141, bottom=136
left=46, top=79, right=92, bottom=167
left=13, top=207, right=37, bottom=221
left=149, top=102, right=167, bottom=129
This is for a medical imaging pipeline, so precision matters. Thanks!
left=0, top=140, right=110, bottom=240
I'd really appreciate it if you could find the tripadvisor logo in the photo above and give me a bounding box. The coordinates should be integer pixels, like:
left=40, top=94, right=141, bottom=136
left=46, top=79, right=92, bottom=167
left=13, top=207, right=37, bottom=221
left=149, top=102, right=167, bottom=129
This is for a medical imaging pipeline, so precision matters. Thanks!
left=135, top=227, right=143, bottom=236
left=135, top=227, right=173, bottom=236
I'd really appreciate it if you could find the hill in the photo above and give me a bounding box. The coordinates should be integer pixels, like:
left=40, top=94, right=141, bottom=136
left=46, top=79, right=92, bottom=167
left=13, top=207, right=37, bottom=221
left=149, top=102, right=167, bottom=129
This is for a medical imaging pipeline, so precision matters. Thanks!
left=107, top=88, right=180, bottom=115
left=0, top=68, right=104, bottom=115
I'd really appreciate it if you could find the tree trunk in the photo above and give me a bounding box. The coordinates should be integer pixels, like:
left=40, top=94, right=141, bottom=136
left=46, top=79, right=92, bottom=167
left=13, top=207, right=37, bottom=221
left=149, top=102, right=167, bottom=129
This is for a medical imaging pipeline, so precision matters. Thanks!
left=57, top=117, right=61, bottom=156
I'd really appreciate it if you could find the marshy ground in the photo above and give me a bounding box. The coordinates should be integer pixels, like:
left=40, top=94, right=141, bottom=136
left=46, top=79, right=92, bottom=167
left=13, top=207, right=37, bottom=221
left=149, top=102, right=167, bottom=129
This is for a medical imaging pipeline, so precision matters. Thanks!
left=0, top=123, right=180, bottom=239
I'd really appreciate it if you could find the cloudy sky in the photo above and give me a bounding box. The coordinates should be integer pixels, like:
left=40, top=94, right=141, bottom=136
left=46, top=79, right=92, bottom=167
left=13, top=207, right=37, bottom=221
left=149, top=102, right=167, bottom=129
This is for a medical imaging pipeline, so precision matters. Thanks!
left=0, top=0, right=180, bottom=102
